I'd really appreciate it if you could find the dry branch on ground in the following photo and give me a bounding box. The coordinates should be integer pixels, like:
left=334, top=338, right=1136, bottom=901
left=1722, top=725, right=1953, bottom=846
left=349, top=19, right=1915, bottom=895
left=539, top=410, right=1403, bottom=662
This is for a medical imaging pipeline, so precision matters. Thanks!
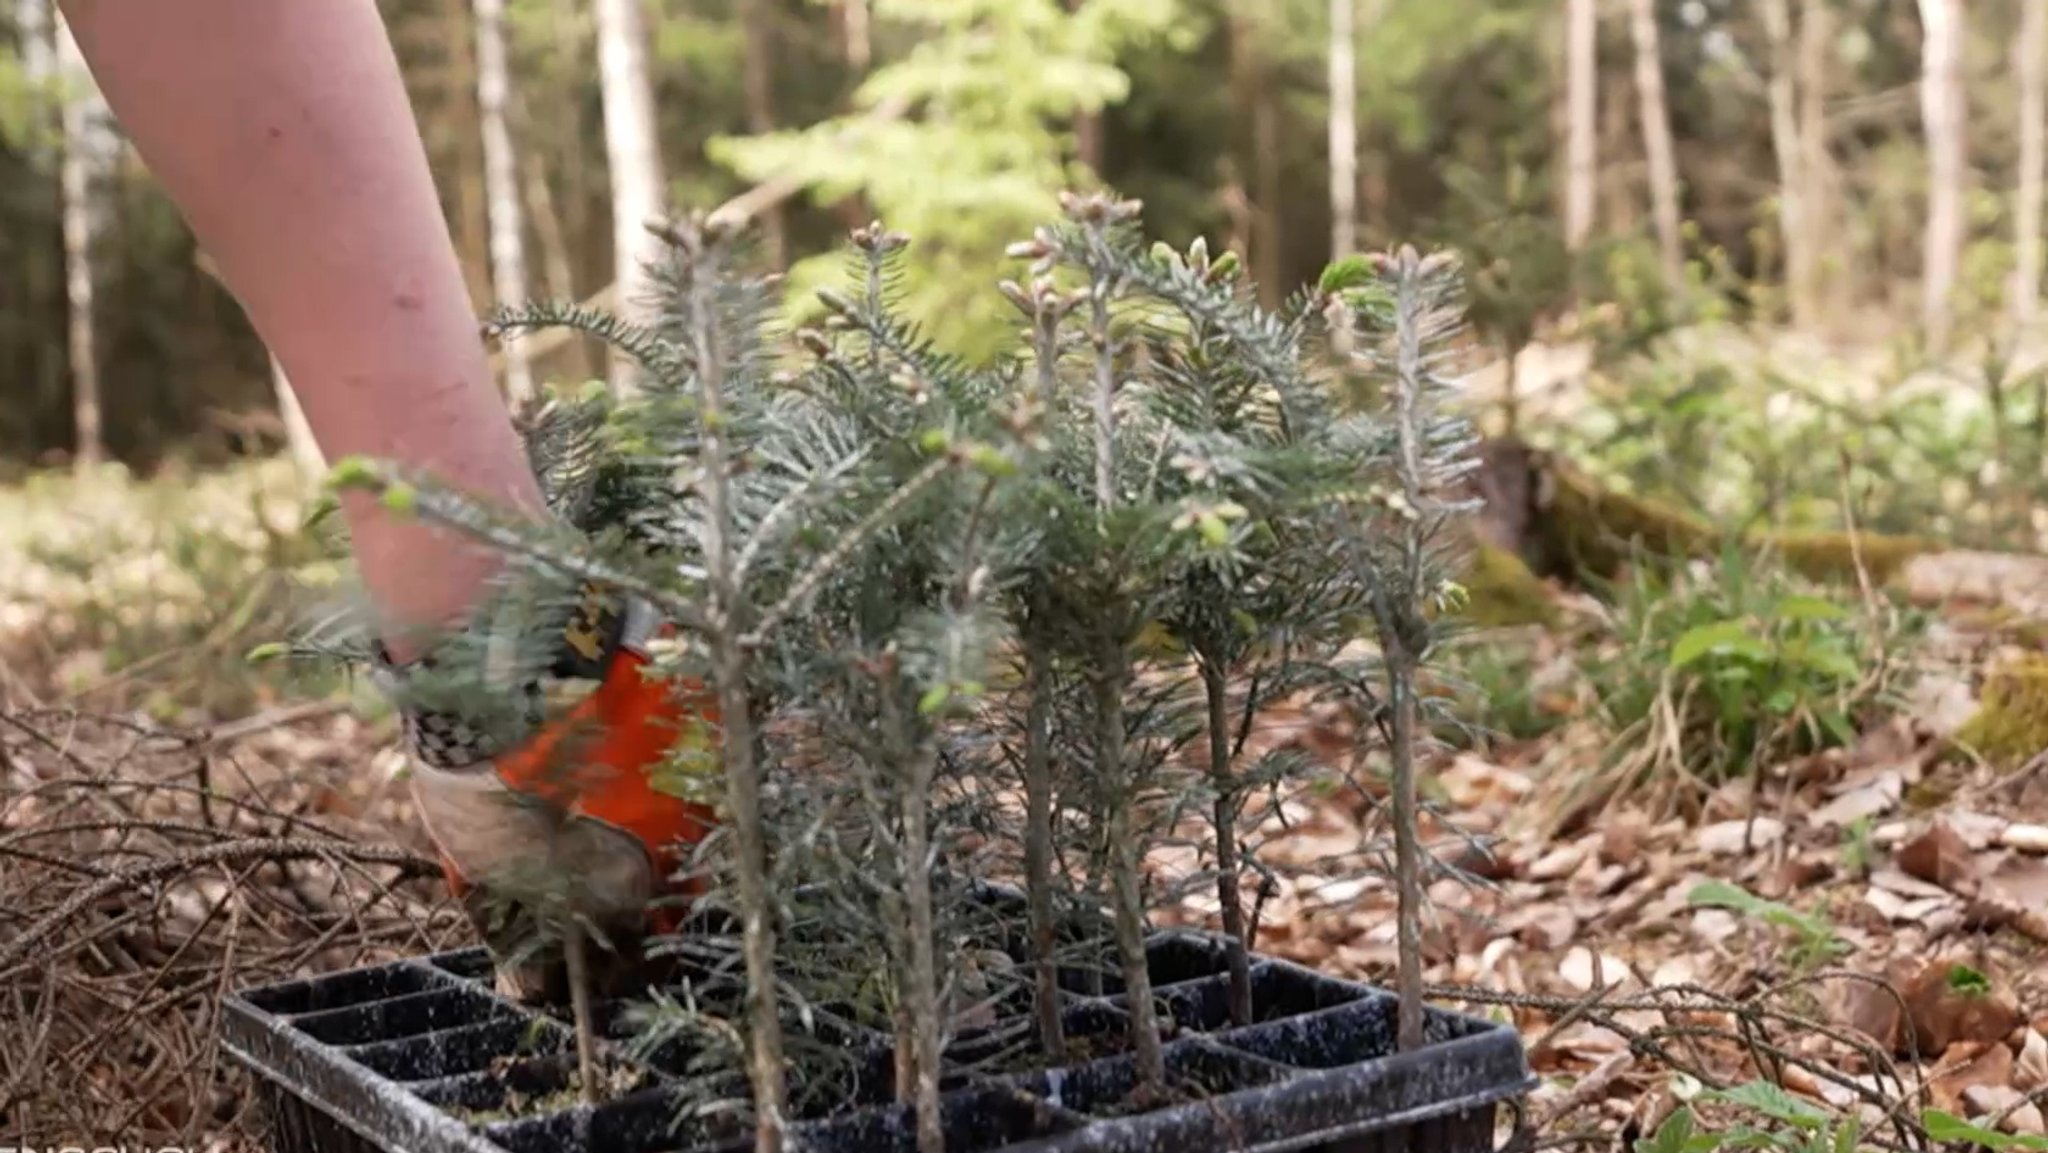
left=0, top=706, right=472, bottom=1147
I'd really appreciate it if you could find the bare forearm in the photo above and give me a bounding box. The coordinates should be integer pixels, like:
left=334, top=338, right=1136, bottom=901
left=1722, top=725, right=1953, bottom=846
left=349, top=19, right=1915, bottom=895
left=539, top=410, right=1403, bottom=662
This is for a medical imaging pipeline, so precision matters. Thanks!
left=58, top=0, right=542, bottom=657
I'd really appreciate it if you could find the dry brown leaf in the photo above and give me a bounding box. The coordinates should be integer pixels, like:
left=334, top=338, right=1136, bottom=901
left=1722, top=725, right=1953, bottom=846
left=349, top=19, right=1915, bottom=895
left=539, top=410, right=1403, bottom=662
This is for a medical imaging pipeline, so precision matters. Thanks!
left=1526, top=843, right=1587, bottom=882
left=1514, top=906, right=1579, bottom=951
left=1542, top=1021, right=1630, bottom=1062
left=2003, top=824, right=2048, bottom=854
left=1649, top=956, right=1698, bottom=989
left=1964, top=1084, right=2028, bottom=1125
left=1559, top=947, right=1635, bottom=993
left=1861, top=885, right=1958, bottom=925
left=1987, top=855, right=2048, bottom=909
left=1830, top=961, right=1916, bottom=1053
left=1906, top=960, right=2026, bottom=1057
left=1598, top=812, right=1650, bottom=866
left=1698, top=817, right=1784, bottom=855
left=1932, top=1042, right=2014, bottom=1116
left=1897, top=819, right=1978, bottom=889
left=1690, top=907, right=1742, bottom=946
left=1438, top=754, right=1533, bottom=808
left=2018, top=1029, right=2048, bottom=1091
left=1906, top=669, right=1979, bottom=737
left=1948, top=810, right=2013, bottom=850
left=1869, top=865, right=1952, bottom=900
left=1812, top=771, right=1903, bottom=828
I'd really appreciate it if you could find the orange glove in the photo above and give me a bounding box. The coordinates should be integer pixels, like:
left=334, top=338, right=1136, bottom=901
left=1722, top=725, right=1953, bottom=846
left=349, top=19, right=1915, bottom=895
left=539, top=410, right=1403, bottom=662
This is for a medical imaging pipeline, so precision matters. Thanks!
left=376, top=582, right=720, bottom=1000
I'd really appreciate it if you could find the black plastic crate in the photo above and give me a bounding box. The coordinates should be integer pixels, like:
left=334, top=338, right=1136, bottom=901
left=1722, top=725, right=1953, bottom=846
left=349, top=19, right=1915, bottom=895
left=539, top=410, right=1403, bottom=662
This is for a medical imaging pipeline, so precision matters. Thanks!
left=223, top=925, right=1533, bottom=1153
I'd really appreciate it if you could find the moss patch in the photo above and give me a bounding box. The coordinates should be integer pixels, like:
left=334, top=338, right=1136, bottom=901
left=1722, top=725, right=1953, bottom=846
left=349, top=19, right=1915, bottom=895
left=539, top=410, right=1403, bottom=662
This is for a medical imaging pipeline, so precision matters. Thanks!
left=1459, top=543, right=1561, bottom=628
left=1954, top=654, right=2048, bottom=766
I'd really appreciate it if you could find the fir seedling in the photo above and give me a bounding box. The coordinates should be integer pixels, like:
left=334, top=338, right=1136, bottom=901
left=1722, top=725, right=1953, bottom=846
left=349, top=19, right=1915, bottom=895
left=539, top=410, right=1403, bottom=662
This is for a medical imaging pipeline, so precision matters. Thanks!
left=283, top=191, right=1487, bottom=1146
left=1340, top=247, right=1483, bottom=1050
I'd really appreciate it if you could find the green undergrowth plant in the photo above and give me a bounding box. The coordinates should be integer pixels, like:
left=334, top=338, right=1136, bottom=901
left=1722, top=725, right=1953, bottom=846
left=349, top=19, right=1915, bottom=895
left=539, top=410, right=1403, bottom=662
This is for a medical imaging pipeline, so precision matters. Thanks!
left=1, top=457, right=344, bottom=716
left=279, top=192, right=1484, bottom=1153
left=1569, top=542, right=1924, bottom=822
left=1635, top=1081, right=2048, bottom=1153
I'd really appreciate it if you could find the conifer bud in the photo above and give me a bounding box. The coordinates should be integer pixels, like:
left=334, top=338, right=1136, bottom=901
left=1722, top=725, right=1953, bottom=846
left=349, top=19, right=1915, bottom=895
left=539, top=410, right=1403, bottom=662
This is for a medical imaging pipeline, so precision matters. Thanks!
left=815, top=287, right=859, bottom=317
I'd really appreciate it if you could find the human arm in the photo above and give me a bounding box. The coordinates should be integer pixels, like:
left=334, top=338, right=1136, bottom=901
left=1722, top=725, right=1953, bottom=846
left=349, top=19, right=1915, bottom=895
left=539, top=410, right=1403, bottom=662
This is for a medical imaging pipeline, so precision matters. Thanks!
left=55, top=0, right=543, bottom=662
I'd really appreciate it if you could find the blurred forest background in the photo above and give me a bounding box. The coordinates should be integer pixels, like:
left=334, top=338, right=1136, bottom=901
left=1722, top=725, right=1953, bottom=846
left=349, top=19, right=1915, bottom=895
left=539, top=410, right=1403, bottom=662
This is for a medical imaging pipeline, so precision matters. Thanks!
left=16, top=4, right=2048, bottom=1144
left=1, top=0, right=2041, bottom=558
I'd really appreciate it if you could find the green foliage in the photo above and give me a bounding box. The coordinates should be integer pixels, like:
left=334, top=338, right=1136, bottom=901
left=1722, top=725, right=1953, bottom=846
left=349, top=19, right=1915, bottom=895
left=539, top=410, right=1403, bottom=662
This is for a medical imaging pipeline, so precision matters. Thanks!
left=0, top=460, right=346, bottom=717
left=1922, top=1110, right=2048, bottom=1151
left=281, top=187, right=1483, bottom=1125
left=1434, top=630, right=1574, bottom=748
left=1637, top=1089, right=2048, bottom=1153
left=707, top=0, right=1187, bottom=362
left=1684, top=881, right=1849, bottom=974
left=1435, top=161, right=1571, bottom=406
left=1585, top=547, right=1919, bottom=788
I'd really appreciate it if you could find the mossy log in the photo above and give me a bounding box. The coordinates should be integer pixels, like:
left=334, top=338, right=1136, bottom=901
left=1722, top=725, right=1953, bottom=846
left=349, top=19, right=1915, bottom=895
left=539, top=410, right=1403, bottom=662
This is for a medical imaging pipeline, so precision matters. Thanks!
left=1457, top=437, right=2048, bottom=618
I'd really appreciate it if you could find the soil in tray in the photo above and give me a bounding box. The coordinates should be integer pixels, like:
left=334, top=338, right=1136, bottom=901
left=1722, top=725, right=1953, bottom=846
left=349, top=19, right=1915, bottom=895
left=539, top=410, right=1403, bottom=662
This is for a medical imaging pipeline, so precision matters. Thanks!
left=435, top=1053, right=657, bottom=1125
left=1035, top=1042, right=1290, bottom=1122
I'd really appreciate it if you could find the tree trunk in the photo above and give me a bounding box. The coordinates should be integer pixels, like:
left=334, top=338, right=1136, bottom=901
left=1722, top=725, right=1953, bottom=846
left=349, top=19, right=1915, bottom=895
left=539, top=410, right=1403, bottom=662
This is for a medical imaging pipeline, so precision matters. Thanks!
left=1564, top=0, right=1598, bottom=252
left=1068, top=0, right=1106, bottom=176
left=1229, top=1, right=1284, bottom=306
left=519, top=148, right=594, bottom=383
left=739, top=0, right=787, bottom=270
left=836, top=0, right=871, bottom=74
left=475, top=0, right=534, bottom=406
left=1917, top=0, right=1966, bottom=354
left=1328, top=0, right=1356, bottom=260
left=1598, top=61, right=1635, bottom=235
left=1762, top=0, right=1813, bottom=329
left=831, top=0, right=874, bottom=233
left=2014, top=0, right=2046, bottom=329
left=55, top=11, right=104, bottom=470
left=1796, top=0, right=1835, bottom=320
left=594, top=0, right=666, bottom=393
left=1626, top=0, right=1682, bottom=291
left=444, top=0, right=492, bottom=309
left=17, top=0, right=52, bottom=120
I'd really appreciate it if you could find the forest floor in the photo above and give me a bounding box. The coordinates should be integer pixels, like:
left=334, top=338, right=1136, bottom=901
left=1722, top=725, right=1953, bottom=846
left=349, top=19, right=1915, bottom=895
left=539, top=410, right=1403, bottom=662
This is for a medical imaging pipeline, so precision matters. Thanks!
left=4, top=456, right=2047, bottom=1151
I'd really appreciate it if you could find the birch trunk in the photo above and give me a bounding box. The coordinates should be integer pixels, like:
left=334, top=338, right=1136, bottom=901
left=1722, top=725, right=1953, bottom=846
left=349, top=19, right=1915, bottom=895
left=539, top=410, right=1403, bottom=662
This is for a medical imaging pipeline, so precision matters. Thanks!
left=1328, top=0, right=1357, bottom=259
left=1626, top=0, right=1683, bottom=291
left=1762, top=0, right=1813, bottom=329
left=55, top=11, right=106, bottom=470
left=475, top=0, right=534, bottom=406
left=1564, top=0, right=1598, bottom=252
left=837, top=0, right=871, bottom=74
left=1917, top=0, right=1965, bottom=354
left=1796, top=0, right=1834, bottom=319
left=2014, top=0, right=2046, bottom=329
left=595, top=0, right=665, bottom=393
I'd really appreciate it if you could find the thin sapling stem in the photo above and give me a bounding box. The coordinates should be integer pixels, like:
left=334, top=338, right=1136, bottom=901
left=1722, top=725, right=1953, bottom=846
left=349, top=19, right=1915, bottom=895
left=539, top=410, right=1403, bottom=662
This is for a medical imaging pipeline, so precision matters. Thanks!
left=1201, top=658, right=1254, bottom=1027
left=679, top=218, right=791, bottom=1152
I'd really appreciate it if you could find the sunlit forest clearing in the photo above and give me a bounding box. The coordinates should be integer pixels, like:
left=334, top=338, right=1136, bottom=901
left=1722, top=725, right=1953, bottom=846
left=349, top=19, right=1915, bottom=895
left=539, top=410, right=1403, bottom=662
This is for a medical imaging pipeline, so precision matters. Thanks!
left=9, top=2, right=2048, bottom=1151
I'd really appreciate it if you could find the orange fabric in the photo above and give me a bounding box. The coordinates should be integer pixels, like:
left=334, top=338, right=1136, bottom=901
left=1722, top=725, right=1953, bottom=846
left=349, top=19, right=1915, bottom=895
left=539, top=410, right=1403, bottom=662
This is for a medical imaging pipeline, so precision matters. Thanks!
left=441, top=630, right=722, bottom=936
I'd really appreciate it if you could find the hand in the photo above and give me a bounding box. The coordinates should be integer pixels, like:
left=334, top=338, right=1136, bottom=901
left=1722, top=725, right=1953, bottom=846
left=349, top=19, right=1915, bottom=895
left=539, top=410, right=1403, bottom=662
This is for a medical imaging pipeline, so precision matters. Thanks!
left=378, top=583, right=720, bottom=1002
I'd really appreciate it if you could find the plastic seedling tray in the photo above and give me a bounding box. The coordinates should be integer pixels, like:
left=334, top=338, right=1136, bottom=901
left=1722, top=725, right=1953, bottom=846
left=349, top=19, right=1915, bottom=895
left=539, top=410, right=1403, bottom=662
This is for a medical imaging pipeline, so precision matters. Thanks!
left=224, top=910, right=1534, bottom=1153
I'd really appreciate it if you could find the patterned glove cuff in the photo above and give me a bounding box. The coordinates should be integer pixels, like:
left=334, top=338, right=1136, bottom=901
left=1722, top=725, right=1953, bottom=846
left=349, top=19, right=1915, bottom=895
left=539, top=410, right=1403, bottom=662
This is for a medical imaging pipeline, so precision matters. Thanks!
left=371, top=578, right=660, bottom=769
